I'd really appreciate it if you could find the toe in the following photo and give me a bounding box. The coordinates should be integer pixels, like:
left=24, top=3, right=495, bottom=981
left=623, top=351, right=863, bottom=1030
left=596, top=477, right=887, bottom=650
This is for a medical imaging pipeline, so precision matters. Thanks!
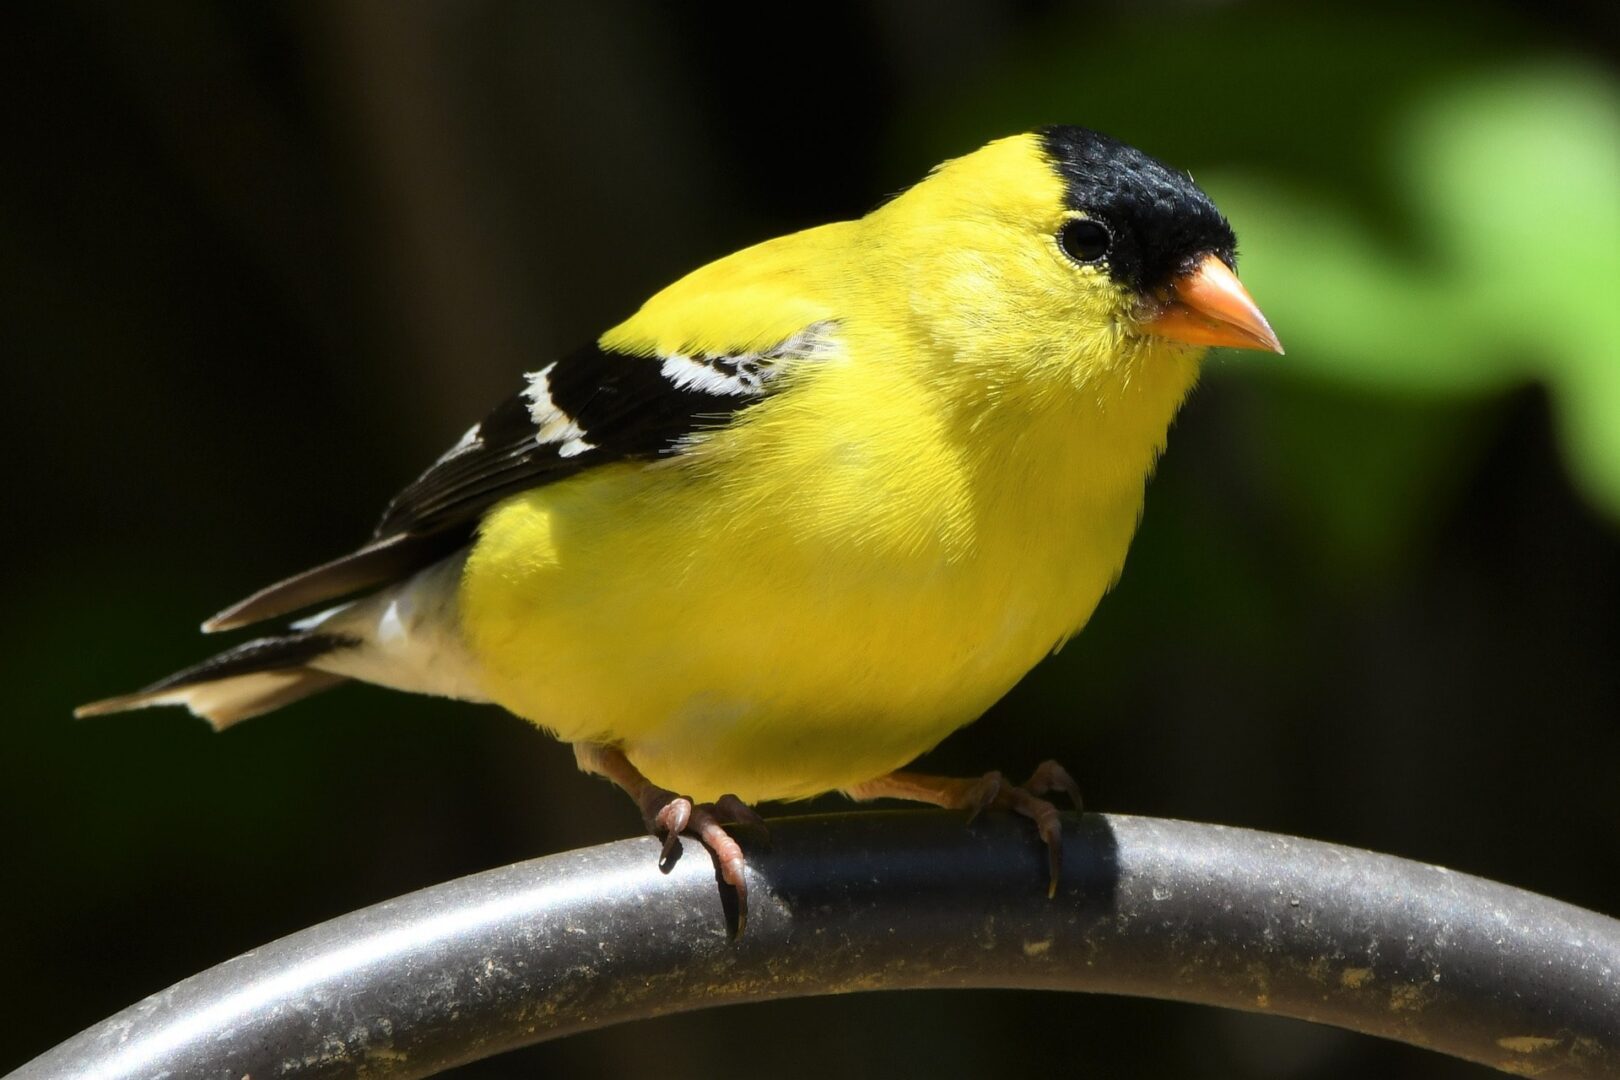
left=654, top=795, right=692, bottom=836
left=715, top=793, right=768, bottom=832
left=1007, top=788, right=1064, bottom=898
left=963, top=770, right=1007, bottom=825
left=691, top=804, right=751, bottom=935
left=651, top=796, right=693, bottom=870
left=1023, top=760, right=1084, bottom=811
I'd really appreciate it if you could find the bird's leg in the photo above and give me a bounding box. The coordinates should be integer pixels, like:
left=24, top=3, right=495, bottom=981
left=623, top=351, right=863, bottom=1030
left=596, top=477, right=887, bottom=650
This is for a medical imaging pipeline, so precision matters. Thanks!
left=845, top=760, right=1083, bottom=897
left=574, top=744, right=764, bottom=932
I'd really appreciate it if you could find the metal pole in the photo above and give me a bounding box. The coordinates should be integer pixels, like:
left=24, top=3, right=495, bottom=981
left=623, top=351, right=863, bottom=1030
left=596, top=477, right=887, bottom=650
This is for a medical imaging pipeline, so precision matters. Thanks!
left=12, top=812, right=1619, bottom=1079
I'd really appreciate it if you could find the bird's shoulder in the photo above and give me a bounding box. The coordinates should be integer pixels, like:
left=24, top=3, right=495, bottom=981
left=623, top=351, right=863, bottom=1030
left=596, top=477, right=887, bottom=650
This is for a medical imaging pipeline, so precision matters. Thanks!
left=600, top=221, right=855, bottom=359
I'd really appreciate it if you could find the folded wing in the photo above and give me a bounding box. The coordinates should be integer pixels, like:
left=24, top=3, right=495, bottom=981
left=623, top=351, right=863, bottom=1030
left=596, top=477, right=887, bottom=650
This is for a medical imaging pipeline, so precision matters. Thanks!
left=205, top=325, right=838, bottom=631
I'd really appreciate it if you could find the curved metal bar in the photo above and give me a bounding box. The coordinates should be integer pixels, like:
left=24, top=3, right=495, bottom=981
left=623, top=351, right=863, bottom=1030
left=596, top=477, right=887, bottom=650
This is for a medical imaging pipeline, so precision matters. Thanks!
left=13, top=812, right=1620, bottom=1079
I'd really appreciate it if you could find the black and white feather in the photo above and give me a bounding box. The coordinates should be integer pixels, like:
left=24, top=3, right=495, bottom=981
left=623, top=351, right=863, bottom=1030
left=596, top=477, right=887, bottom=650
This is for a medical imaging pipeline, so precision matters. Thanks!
left=204, top=323, right=839, bottom=631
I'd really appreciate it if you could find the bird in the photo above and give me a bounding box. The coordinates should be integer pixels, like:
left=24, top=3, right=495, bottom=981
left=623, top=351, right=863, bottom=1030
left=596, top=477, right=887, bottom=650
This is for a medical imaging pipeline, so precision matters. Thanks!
left=79, top=126, right=1281, bottom=928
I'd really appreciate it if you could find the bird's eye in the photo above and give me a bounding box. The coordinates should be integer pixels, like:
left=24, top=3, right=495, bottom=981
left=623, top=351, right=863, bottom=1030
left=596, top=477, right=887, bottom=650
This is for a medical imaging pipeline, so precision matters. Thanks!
left=1059, top=219, right=1111, bottom=264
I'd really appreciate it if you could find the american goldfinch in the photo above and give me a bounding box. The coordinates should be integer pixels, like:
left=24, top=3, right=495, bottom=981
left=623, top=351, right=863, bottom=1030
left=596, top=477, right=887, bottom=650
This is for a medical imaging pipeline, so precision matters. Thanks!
left=80, top=127, right=1280, bottom=924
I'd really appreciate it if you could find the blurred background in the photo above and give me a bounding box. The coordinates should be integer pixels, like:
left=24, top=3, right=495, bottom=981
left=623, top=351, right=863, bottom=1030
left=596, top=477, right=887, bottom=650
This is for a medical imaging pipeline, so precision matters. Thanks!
left=4, top=2, right=1617, bottom=1076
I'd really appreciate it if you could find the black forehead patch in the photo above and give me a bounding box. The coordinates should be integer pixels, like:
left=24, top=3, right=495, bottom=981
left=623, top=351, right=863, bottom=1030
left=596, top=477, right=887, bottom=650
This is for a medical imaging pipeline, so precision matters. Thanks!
left=1039, top=125, right=1236, bottom=294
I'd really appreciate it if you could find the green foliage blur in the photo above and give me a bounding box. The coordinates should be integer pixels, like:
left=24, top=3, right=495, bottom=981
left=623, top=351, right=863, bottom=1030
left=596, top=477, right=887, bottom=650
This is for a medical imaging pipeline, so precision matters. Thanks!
left=3, top=3, right=1616, bottom=1078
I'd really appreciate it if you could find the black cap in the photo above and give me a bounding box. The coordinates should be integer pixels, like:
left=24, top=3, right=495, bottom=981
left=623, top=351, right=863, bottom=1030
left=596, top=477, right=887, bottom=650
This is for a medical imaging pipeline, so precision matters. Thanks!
left=1039, top=126, right=1236, bottom=295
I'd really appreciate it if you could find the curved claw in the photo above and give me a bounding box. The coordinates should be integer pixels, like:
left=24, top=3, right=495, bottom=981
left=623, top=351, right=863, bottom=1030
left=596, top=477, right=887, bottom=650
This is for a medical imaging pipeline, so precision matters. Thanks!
left=1005, top=787, right=1064, bottom=898
left=652, top=796, right=693, bottom=871
left=658, top=832, right=681, bottom=870
left=1022, top=760, right=1084, bottom=812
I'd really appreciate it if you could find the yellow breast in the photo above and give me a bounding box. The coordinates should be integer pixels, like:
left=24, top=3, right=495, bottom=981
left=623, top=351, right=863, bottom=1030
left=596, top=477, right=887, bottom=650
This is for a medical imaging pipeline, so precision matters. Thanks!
left=460, top=134, right=1205, bottom=802
left=459, top=326, right=1198, bottom=803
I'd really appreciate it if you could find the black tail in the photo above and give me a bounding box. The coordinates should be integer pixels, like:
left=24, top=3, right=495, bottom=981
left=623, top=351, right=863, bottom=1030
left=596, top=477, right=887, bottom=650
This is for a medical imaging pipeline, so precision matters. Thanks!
left=76, top=632, right=355, bottom=729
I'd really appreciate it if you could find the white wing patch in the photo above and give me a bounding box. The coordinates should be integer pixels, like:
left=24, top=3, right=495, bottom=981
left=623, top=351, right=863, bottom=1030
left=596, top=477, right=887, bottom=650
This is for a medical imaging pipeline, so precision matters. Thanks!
left=659, top=353, right=761, bottom=396
left=516, top=322, right=838, bottom=458
left=522, top=362, right=597, bottom=458
left=658, top=322, right=840, bottom=397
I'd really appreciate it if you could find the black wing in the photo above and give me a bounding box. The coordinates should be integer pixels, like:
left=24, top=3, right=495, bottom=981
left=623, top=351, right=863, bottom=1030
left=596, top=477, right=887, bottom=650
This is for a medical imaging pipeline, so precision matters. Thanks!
left=204, top=329, right=833, bottom=631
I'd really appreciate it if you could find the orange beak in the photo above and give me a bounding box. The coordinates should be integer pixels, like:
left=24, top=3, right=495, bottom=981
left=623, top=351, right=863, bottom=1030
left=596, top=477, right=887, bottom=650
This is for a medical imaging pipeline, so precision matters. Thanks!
left=1140, top=254, right=1283, bottom=354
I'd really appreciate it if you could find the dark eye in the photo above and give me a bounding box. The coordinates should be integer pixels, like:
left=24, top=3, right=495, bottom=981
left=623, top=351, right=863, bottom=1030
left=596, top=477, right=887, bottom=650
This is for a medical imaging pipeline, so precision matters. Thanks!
left=1059, top=219, right=1111, bottom=263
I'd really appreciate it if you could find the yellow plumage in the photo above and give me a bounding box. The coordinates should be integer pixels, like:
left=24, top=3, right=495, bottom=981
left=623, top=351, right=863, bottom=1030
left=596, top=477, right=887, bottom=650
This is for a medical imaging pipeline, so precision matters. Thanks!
left=80, top=127, right=1279, bottom=894
left=462, top=134, right=1203, bottom=802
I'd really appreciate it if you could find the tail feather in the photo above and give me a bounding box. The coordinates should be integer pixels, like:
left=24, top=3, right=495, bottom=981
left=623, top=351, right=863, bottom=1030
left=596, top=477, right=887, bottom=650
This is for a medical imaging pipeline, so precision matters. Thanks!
left=201, top=531, right=466, bottom=633
left=76, top=632, right=355, bottom=729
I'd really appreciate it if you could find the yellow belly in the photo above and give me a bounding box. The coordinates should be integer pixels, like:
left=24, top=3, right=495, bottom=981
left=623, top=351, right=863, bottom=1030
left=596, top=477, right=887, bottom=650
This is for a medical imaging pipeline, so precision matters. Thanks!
left=459, top=448, right=1144, bottom=804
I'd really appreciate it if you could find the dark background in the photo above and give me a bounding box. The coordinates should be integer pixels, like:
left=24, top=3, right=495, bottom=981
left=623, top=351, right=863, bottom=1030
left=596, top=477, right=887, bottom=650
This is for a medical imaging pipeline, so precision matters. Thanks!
left=5, top=2, right=1618, bottom=1077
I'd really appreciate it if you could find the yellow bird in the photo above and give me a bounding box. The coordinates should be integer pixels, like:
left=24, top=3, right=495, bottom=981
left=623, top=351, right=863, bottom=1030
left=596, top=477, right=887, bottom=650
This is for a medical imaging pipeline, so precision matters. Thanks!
left=80, top=127, right=1280, bottom=922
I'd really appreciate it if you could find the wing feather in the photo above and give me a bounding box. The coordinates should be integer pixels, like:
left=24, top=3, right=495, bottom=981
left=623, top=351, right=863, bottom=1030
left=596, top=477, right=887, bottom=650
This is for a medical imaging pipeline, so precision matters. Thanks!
left=204, top=327, right=836, bottom=632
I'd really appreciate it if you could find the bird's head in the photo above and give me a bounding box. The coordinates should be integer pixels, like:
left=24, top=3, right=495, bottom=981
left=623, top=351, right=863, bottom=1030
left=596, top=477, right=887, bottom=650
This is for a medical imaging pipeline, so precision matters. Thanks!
left=870, top=126, right=1280, bottom=393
